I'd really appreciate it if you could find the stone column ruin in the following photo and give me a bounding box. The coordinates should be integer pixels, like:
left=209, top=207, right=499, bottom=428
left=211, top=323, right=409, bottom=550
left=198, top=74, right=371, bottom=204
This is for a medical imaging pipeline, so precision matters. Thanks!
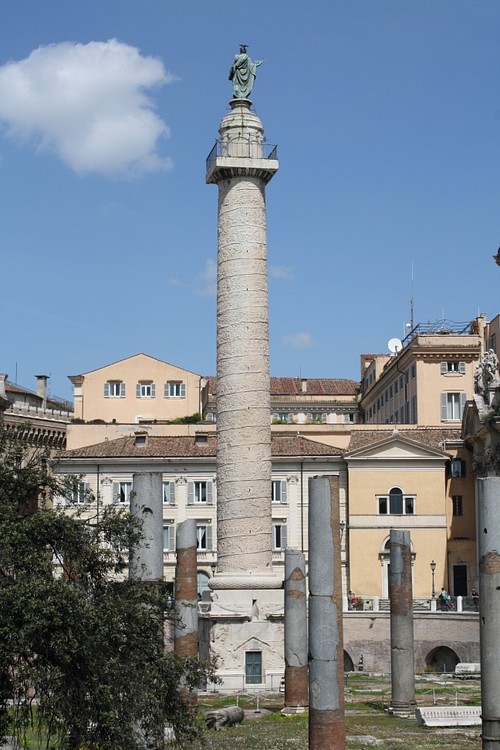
left=389, top=528, right=416, bottom=715
left=283, top=548, right=308, bottom=714
left=308, top=476, right=345, bottom=750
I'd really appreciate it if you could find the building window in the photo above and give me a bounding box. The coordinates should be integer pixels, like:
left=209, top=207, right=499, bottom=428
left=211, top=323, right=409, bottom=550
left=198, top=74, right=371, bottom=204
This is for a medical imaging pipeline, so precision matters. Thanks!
left=163, top=481, right=175, bottom=505
left=343, top=413, right=355, bottom=423
left=272, top=412, right=293, bottom=423
left=272, top=522, right=288, bottom=550
left=163, top=525, right=175, bottom=551
left=441, top=361, right=466, bottom=374
left=449, top=458, right=466, bottom=478
left=307, top=413, right=322, bottom=424
left=272, top=480, right=287, bottom=504
left=245, top=651, right=262, bottom=685
left=196, top=524, right=212, bottom=551
left=441, top=392, right=466, bottom=421
left=452, top=495, right=463, bottom=517
left=411, top=394, right=417, bottom=423
left=411, top=364, right=416, bottom=379
left=188, top=480, right=213, bottom=505
left=104, top=381, right=125, bottom=398
left=67, top=480, right=91, bottom=504
left=378, top=487, right=414, bottom=515
left=136, top=381, right=155, bottom=398
left=164, top=381, right=186, bottom=398
left=114, top=481, right=132, bottom=505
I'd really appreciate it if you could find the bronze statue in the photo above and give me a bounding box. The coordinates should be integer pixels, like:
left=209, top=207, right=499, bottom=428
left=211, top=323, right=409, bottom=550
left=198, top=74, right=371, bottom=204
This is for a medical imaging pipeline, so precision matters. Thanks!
left=229, top=45, right=264, bottom=99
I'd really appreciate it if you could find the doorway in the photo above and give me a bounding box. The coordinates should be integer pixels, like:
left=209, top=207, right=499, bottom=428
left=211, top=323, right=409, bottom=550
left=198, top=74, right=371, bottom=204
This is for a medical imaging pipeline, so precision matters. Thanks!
left=453, top=564, right=467, bottom=597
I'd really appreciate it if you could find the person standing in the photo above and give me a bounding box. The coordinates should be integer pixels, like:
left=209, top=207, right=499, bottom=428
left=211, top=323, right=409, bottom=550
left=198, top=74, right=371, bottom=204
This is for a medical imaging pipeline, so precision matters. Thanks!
left=471, top=588, right=479, bottom=610
left=439, top=588, right=450, bottom=611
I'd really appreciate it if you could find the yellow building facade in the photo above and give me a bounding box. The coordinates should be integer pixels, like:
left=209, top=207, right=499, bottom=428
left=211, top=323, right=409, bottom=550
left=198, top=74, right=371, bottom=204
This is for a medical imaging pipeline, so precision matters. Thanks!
left=69, top=353, right=205, bottom=424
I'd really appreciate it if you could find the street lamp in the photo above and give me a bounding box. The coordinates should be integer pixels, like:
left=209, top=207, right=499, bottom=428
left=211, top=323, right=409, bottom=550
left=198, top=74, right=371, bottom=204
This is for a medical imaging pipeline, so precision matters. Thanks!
left=430, top=560, right=436, bottom=599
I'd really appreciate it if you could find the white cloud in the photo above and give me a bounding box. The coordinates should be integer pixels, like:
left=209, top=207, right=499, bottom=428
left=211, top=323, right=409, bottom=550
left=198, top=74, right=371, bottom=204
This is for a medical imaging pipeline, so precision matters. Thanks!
left=195, top=258, right=217, bottom=298
left=0, top=40, right=175, bottom=177
left=270, top=265, right=295, bottom=280
left=283, top=332, right=314, bottom=349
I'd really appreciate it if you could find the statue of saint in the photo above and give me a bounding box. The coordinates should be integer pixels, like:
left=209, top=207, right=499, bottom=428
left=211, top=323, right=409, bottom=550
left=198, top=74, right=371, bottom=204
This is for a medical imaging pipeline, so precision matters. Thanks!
left=474, top=348, right=500, bottom=400
left=229, top=45, right=264, bottom=99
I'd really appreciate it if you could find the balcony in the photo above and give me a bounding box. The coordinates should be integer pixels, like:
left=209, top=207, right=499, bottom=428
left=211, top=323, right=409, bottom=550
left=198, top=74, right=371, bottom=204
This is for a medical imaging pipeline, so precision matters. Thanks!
left=206, top=139, right=278, bottom=184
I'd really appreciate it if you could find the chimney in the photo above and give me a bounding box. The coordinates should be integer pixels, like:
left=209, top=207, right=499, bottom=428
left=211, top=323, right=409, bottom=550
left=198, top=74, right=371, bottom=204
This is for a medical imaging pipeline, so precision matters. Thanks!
left=36, top=375, right=48, bottom=409
left=301, top=378, right=307, bottom=394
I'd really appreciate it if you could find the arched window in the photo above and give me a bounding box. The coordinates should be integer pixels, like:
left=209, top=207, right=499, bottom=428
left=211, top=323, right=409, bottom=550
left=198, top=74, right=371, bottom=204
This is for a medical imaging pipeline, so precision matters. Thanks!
left=377, top=486, right=415, bottom=515
left=197, top=570, right=210, bottom=597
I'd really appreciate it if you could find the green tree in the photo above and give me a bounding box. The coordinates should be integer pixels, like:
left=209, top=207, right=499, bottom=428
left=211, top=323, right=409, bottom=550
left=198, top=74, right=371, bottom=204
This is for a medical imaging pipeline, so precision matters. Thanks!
left=0, top=426, right=213, bottom=749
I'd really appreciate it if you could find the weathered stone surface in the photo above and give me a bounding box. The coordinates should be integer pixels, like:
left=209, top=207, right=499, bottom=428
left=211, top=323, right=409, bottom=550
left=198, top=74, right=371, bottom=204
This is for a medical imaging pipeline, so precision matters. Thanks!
left=416, top=706, right=481, bottom=727
left=205, top=705, right=244, bottom=730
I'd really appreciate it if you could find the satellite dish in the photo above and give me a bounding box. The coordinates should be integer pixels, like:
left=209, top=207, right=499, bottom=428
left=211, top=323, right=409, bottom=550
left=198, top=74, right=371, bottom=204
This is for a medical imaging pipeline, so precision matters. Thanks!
left=388, top=337, right=402, bottom=355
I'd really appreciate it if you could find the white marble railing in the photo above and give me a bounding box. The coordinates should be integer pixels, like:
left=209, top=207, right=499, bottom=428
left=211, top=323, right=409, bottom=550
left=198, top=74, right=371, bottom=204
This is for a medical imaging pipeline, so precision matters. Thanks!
left=7, top=403, right=73, bottom=421
left=344, top=595, right=479, bottom=613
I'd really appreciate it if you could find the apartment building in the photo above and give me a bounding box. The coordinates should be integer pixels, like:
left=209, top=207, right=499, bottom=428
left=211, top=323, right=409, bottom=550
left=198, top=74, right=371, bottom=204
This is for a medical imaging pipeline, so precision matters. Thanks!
left=57, top=432, right=345, bottom=595
left=359, top=317, right=484, bottom=426
left=0, top=373, right=72, bottom=449
left=69, top=354, right=206, bottom=424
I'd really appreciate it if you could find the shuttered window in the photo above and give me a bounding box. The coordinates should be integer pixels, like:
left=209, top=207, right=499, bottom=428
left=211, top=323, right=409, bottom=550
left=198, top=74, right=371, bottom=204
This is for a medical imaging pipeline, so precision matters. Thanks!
left=163, top=481, right=176, bottom=505
left=163, top=526, right=175, bottom=551
left=188, top=481, right=213, bottom=505
left=272, top=480, right=287, bottom=504
left=196, top=525, right=212, bottom=551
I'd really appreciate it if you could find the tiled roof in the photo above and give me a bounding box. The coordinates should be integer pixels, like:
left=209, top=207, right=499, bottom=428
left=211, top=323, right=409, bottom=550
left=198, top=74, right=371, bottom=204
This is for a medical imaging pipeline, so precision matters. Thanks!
left=347, top=427, right=462, bottom=453
left=5, top=381, right=39, bottom=396
left=62, top=433, right=344, bottom=460
left=205, top=376, right=359, bottom=397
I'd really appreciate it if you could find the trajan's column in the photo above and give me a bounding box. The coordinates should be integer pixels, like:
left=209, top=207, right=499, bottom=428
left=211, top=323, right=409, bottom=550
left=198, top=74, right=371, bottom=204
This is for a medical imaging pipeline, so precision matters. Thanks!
left=206, top=47, right=281, bottom=616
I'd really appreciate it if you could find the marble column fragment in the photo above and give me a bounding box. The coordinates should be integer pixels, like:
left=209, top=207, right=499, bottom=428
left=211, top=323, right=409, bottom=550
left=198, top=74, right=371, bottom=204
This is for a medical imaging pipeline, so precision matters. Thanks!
left=478, top=478, right=500, bottom=750
left=389, top=529, right=416, bottom=714
left=283, top=548, right=308, bottom=712
left=129, top=472, right=164, bottom=749
left=308, top=476, right=345, bottom=750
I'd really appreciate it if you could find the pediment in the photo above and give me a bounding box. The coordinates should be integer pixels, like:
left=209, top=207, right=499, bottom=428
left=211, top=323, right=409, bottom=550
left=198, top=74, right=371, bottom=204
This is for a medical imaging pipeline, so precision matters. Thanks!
left=235, top=636, right=270, bottom=652
left=346, top=434, right=448, bottom=461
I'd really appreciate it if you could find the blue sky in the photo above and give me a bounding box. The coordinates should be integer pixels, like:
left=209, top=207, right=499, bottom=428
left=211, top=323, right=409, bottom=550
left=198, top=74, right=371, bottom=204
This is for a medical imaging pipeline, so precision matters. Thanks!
left=1, top=1, right=498, bottom=402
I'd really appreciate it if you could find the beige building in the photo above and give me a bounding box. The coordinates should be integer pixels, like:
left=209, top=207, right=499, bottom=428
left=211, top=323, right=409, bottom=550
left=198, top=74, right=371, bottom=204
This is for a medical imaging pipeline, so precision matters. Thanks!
left=60, top=319, right=487, bottom=603
left=360, top=317, right=484, bottom=426
left=0, top=373, right=72, bottom=449
left=69, top=354, right=205, bottom=424
left=57, top=432, right=345, bottom=596
left=204, top=376, right=360, bottom=425
left=345, top=427, right=476, bottom=600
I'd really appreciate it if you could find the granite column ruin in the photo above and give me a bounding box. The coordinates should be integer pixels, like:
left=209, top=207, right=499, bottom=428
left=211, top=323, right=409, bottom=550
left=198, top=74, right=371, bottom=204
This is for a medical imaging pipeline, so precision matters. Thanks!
left=129, top=472, right=163, bottom=583
left=283, top=548, right=308, bottom=713
left=175, top=519, right=199, bottom=712
left=478, top=477, right=500, bottom=749
left=308, top=476, right=345, bottom=750
left=389, top=529, right=416, bottom=714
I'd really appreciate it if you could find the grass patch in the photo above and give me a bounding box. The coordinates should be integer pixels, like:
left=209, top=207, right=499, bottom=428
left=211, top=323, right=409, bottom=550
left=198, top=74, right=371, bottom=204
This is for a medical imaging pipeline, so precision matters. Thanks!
left=185, top=675, right=481, bottom=750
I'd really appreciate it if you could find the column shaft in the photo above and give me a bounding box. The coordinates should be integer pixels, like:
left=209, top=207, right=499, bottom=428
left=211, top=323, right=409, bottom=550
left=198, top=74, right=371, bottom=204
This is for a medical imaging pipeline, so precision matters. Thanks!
left=308, top=476, right=345, bottom=750
left=389, top=529, right=415, bottom=712
left=478, top=478, right=500, bottom=749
